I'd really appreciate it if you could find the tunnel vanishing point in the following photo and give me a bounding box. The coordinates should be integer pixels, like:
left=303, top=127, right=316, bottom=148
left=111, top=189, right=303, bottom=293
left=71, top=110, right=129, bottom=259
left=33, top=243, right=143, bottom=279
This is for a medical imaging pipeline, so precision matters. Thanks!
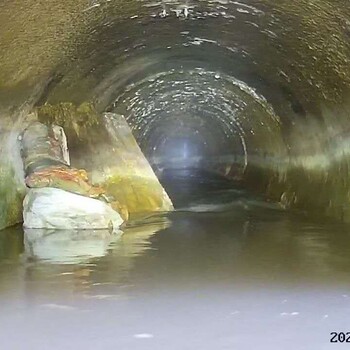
left=0, top=0, right=350, bottom=230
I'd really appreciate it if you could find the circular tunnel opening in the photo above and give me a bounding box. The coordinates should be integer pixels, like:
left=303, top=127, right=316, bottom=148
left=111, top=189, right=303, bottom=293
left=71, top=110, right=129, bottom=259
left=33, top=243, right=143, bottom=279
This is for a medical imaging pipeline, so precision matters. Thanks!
left=105, top=64, right=285, bottom=207
left=109, top=68, right=251, bottom=171
left=25, top=0, right=350, bottom=219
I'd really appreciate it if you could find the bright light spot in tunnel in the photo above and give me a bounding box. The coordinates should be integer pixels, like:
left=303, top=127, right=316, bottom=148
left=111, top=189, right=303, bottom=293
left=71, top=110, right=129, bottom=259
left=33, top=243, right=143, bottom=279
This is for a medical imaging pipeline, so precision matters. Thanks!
left=151, top=136, right=205, bottom=169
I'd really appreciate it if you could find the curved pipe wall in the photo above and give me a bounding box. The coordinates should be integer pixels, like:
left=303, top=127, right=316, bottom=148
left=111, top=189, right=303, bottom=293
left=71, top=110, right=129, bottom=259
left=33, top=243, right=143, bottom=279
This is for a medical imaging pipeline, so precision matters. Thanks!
left=0, top=0, right=350, bottom=221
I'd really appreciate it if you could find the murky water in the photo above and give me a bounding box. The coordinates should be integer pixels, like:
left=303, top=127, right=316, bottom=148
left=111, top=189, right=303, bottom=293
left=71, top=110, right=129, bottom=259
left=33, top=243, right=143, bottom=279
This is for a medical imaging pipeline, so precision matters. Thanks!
left=1, top=171, right=350, bottom=349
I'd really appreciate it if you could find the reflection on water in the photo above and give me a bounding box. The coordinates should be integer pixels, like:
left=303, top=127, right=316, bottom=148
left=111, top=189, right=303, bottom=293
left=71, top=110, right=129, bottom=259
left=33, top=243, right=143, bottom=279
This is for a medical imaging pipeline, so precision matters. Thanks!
left=5, top=203, right=349, bottom=292
left=1, top=169, right=350, bottom=288
left=1, top=170, right=350, bottom=348
left=24, top=229, right=123, bottom=264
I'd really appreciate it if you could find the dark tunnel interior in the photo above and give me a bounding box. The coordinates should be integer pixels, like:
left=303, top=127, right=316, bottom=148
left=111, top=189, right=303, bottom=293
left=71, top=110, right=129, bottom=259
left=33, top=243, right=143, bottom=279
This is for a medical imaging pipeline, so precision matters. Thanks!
left=1, top=0, right=350, bottom=219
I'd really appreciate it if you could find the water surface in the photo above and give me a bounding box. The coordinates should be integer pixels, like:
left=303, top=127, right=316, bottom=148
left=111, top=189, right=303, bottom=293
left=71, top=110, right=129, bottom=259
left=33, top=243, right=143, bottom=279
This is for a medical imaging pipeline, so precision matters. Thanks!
left=0, top=171, right=349, bottom=349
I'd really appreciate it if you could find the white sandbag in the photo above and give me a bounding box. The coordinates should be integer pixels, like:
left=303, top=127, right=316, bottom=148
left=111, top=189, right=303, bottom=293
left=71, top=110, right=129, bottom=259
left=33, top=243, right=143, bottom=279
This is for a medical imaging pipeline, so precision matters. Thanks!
left=23, top=188, right=123, bottom=230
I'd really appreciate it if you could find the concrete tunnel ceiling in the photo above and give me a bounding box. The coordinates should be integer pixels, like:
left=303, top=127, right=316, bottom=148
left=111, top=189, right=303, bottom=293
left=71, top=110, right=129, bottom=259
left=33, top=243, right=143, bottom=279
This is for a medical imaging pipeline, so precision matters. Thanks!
left=1, top=0, right=350, bottom=220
